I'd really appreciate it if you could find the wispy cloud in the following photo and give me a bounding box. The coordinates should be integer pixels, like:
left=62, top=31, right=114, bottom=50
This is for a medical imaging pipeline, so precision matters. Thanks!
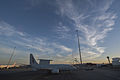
left=0, top=21, right=25, bottom=37
left=25, top=0, right=42, bottom=10
left=52, top=43, right=72, bottom=52
left=56, top=0, right=117, bottom=60
left=0, top=0, right=117, bottom=64
left=0, top=21, right=72, bottom=64
left=56, top=22, right=72, bottom=39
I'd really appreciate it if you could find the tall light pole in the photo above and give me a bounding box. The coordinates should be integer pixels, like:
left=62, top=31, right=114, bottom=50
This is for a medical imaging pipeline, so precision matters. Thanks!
left=76, top=30, right=82, bottom=64
left=107, top=56, right=110, bottom=64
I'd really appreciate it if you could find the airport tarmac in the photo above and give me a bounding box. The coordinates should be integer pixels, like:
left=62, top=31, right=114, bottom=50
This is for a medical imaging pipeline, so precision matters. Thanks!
left=0, top=68, right=120, bottom=80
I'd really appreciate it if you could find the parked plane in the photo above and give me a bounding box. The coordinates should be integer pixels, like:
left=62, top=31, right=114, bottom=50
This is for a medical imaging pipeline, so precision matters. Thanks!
left=30, top=54, right=76, bottom=73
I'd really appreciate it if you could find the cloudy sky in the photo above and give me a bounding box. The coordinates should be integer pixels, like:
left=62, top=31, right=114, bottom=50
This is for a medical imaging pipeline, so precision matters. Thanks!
left=0, top=0, right=120, bottom=64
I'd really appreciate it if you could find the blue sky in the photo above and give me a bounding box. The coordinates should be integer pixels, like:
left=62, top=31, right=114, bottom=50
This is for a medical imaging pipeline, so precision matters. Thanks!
left=0, top=0, right=120, bottom=64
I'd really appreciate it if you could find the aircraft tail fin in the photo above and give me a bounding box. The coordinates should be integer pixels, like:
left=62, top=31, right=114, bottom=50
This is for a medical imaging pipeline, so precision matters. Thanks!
left=30, top=54, right=38, bottom=65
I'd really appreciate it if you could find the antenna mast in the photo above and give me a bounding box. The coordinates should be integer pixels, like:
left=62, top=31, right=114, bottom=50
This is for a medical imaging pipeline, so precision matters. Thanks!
left=7, top=47, right=16, bottom=68
left=76, top=30, right=82, bottom=64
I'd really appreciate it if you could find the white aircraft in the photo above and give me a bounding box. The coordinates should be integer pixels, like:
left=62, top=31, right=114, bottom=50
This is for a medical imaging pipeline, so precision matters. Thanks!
left=30, top=54, right=76, bottom=73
